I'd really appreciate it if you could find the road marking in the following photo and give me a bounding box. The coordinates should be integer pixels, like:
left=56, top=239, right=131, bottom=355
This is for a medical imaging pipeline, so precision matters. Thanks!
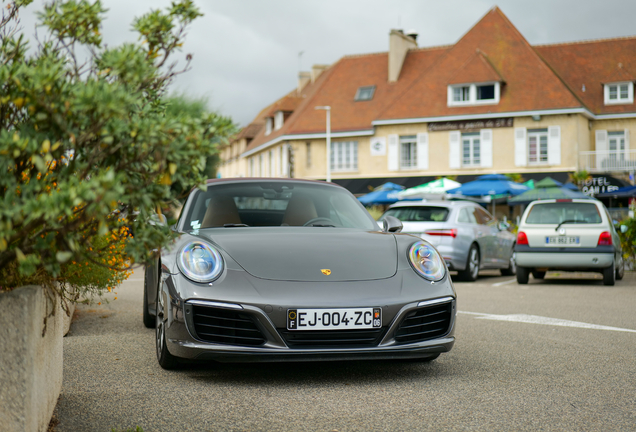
left=459, top=311, right=636, bottom=333
left=492, top=278, right=517, bottom=287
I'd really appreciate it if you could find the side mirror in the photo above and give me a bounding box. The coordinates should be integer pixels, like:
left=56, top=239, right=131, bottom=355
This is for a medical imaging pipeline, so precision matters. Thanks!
left=382, top=215, right=403, bottom=233
left=620, top=225, right=628, bottom=234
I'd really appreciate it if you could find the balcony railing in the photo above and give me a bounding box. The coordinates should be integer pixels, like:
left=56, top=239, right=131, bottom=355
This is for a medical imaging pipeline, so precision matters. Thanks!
left=580, top=150, right=636, bottom=172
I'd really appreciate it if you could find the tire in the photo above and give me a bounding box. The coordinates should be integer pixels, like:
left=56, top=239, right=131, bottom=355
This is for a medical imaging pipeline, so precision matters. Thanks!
left=616, top=255, right=624, bottom=281
left=603, top=261, right=615, bottom=286
left=532, top=271, right=546, bottom=280
left=516, top=266, right=529, bottom=284
left=156, top=290, right=179, bottom=369
left=501, top=250, right=517, bottom=276
left=142, top=274, right=155, bottom=329
left=458, top=245, right=480, bottom=281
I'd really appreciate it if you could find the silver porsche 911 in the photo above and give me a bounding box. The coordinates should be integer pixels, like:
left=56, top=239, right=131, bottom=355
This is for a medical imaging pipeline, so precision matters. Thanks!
left=143, top=178, right=456, bottom=369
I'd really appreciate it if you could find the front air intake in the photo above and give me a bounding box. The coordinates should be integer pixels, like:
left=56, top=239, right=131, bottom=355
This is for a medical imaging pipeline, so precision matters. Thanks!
left=190, top=305, right=266, bottom=346
left=394, top=301, right=453, bottom=344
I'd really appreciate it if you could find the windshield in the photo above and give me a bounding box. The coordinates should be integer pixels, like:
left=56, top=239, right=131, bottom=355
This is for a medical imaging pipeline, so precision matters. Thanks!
left=382, top=206, right=450, bottom=222
left=526, top=202, right=602, bottom=224
left=181, top=181, right=379, bottom=230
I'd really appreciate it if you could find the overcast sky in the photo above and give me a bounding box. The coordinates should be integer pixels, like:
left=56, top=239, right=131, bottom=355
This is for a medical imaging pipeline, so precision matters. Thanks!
left=16, top=0, right=636, bottom=127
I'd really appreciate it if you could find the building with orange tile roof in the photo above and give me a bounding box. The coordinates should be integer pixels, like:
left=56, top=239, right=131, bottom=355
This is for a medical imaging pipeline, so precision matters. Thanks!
left=218, top=6, right=636, bottom=199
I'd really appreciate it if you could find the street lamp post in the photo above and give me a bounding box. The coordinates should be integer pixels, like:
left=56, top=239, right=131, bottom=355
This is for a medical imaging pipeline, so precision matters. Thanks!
left=315, top=106, right=331, bottom=182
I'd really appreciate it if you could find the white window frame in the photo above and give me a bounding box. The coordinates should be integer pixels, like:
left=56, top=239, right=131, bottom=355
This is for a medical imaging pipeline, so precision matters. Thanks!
left=608, top=131, right=626, bottom=161
left=527, top=129, right=549, bottom=165
left=274, top=111, right=284, bottom=130
left=269, top=149, right=275, bottom=176
left=604, top=82, right=634, bottom=105
left=265, top=118, right=273, bottom=136
left=448, top=82, right=500, bottom=107
left=399, top=135, right=418, bottom=170
left=330, top=141, right=358, bottom=172
left=461, top=132, right=481, bottom=167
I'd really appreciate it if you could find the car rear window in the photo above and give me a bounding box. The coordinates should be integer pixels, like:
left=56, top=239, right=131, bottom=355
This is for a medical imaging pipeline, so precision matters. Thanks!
left=383, top=206, right=450, bottom=222
left=525, top=202, right=602, bottom=224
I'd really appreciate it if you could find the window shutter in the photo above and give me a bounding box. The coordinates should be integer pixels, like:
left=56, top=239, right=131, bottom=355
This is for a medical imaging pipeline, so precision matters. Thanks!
left=624, top=128, right=630, bottom=153
left=417, top=132, right=429, bottom=170
left=281, top=145, right=289, bottom=177
left=514, top=127, right=527, bottom=166
left=449, top=131, right=461, bottom=169
left=595, top=130, right=608, bottom=170
left=388, top=134, right=399, bottom=171
left=480, top=129, right=493, bottom=168
left=547, top=125, right=561, bottom=165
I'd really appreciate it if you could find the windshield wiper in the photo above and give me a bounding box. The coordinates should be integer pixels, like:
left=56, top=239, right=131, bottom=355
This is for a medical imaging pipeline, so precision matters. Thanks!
left=223, top=223, right=250, bottom=228
left=555, top=220, right=582, bottom=231
left=308, top=224, right=336, bottom=227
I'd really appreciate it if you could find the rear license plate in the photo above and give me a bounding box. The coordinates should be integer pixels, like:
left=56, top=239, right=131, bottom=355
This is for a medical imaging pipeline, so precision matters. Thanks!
left=546, top=236, right=580, bottom=245
left=287, top=308, right=381, bottom=331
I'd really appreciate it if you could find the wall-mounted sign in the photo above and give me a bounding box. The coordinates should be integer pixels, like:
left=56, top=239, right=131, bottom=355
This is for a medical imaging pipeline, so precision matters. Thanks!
left=428, top=117, right=514, bottom=132
left=370, top=137, right=386, bottom=156
left=579, top=175, right=625, bottom=196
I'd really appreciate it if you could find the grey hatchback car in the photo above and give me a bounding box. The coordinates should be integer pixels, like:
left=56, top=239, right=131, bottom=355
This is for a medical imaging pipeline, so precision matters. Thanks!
left=380, top=201, right=516, bottom=281
left=515, top=199, right=625, bottom=285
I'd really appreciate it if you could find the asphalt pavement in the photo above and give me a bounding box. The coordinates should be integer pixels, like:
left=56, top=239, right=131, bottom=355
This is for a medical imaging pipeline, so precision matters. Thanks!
left=52, top=269, right=636, bottom=431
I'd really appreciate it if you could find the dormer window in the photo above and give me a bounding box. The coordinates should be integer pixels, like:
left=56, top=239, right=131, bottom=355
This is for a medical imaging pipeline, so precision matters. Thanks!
left=448, top=82, right=500, bottom=106
left=604, top=82, right=633, bottom=105
left=265, top=118, right=273, bottom=136
left=274, top=111, right=284, bottom=130
left=453, top=86, right=470, bottom=102
left=355, top=86, right=376, bottom=101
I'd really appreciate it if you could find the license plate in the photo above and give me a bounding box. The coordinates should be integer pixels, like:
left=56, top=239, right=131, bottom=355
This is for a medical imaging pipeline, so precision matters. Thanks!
left=546, top=236, right=580, bottom=245
left=287, top=308, right=382, bottom=331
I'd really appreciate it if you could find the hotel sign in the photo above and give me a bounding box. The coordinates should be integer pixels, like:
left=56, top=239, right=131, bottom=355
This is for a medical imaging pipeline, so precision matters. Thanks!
left=428, top=117, right=514, bottom=132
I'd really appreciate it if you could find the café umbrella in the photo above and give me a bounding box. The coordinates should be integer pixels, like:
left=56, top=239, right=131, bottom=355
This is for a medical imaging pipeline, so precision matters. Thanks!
left=397, top=178, right=462, bottom=200
left=508, top=177, right=592, bottom=206
left=358, top=182, right=412, bottom=206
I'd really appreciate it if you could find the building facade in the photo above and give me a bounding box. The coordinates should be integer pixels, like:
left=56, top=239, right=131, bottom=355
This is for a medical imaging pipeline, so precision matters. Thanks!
left=219, top=7, right=636, bottom=195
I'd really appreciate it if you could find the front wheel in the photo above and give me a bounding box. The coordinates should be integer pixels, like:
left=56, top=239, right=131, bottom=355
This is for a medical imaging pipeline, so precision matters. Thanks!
left=156, top=290, right=179, bottom=369
left=501, top=250, right=517, bottom=276
left=616, top=255, right=624, bottom=281
left=603, top=262, right=615, bottom=286
left=142, top=274, right=155, bottom=329
left=458, top=245, right=480, bottom=281
left=516, top=266, right=529, bottom=284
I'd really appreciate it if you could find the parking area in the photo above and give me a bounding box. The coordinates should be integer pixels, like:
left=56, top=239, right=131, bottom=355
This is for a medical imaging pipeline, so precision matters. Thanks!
left=52, top=270, right=636, bottom=431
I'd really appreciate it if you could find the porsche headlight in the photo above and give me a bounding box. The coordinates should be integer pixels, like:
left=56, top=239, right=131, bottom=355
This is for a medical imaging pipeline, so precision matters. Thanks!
left=408, top=241, right=445, bottom=281
left=177, top=241, right=224, bottom=283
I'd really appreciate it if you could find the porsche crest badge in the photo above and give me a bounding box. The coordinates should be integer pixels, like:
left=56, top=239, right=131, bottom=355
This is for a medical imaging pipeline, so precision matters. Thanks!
left=321, top=269, right=332, bottom=276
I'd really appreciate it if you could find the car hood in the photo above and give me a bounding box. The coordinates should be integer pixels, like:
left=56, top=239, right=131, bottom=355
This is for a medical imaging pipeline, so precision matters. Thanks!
left=198, top=228, right=398, bottom=282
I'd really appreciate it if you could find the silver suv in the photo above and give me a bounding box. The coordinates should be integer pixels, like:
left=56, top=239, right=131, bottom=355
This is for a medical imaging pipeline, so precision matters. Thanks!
left=515, top=199, right=624, bottom=285
left=381, top=201, right=516, bottom=281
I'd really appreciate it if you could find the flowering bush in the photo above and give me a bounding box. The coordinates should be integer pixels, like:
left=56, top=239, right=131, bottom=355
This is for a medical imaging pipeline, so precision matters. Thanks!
left=0, top=0, right=235, bottom=303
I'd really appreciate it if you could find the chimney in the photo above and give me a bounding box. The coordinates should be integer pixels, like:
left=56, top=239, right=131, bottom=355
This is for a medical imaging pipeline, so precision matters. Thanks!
left=297, top=71, right=311, bottom=94
left=311, top=64, right=329, bottom=83
left=388, top=29, right=417, bottom=83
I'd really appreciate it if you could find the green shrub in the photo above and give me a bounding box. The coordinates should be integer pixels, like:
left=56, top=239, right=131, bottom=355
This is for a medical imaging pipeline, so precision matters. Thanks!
left=0, top=0, right=235, bottom=302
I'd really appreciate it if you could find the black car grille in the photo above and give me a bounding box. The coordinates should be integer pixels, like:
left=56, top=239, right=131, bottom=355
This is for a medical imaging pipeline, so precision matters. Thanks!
left=191, top=305, right=266, bottom=346
left=278, top=328, right=387, bottom=349
left=394, top=302, right=453, bottom=344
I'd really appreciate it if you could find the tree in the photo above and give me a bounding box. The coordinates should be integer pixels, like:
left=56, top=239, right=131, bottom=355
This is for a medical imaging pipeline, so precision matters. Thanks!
left=0, top=0, right=235, bottom=300
left=569, top=170, right=592, bottom=189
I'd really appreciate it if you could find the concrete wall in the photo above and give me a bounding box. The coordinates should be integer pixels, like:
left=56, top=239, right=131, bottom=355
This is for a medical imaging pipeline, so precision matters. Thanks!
left=0, top=285, right=68, bottom=432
